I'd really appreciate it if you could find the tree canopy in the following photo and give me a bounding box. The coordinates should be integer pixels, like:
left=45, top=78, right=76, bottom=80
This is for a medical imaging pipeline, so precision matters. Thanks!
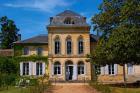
left=92, top=0, right=140, bottom=65
left=0, top=16, right=19, bottom=49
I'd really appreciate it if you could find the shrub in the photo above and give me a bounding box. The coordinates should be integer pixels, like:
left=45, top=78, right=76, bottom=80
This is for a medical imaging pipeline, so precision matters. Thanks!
left=90, top=82, right=111, bottom=93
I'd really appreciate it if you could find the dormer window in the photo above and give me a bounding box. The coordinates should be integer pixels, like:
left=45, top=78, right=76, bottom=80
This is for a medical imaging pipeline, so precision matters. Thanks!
left=64, top=17, right=74, bottom=24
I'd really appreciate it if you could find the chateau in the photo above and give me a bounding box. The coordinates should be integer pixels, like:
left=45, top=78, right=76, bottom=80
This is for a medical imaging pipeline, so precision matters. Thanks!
left=14, top=10, right=140, bottom=83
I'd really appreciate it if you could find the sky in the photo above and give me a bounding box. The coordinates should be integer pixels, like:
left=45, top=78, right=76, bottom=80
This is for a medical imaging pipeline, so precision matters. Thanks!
left=0, top=0, right=102, bottom=40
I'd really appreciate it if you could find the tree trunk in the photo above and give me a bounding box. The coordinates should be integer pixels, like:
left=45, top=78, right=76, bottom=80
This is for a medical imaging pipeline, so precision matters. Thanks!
left=123, top=64, right=126, bottom=86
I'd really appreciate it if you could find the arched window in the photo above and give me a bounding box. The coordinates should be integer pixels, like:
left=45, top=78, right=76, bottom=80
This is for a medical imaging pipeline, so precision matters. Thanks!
left=78, top=38, right=84, bottom=54
left=54, top=62, right=61, bottom=75
left=66, top=37, right=72, bottom=55
left=54, top=37, right=60, bottom=54
left=78, top=61, right=84, bottom=75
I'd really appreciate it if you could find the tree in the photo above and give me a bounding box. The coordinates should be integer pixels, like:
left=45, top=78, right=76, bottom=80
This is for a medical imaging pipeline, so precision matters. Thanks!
left=0, top=16, right=19, bottom=49
left=92, top=0, right=140, bottom=83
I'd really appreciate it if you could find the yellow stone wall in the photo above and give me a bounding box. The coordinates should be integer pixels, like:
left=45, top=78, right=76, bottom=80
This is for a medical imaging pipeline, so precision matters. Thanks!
left=22, top=45, right=48, bottom=56
left=97, top=65, right=124, bottom=83
left=48, top=58, right=91, bottom=81
left=48, top=27, right=91, bottom=81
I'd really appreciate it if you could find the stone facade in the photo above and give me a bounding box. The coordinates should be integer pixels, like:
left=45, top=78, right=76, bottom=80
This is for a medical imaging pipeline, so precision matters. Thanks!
left=14, top=10, right=140, bottom=83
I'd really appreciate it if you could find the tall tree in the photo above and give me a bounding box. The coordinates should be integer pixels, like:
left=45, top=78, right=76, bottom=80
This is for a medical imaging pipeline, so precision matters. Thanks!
left=92, top=0, right=140, bottom=83
left=0, top=16, right=19, bottom=49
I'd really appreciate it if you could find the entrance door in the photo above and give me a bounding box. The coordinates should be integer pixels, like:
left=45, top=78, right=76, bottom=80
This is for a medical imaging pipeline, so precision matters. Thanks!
left=66, top=65, right=73, bottom=81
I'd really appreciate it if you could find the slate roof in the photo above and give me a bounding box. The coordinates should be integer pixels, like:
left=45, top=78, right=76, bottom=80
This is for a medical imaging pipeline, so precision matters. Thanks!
left=14, top=35, right=48, bottom=44
left=48, top=10, right=90, bottom=27
left=14, top=34, right=98, bottom=44
left=56, top=10, right=82, bottom=17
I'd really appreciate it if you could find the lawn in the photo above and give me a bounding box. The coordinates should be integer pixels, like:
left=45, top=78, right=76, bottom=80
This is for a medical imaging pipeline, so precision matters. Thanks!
left=111, top=87, right=140, bottom=93
left=0, top=86, right=29, bottom=93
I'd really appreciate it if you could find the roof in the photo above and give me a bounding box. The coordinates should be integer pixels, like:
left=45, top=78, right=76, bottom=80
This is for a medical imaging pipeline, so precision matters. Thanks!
left=0, top=49, right=13, bottom=57
left=56, top=10, right=82, bottom=17
left=14, top=34, right=98, bottom=44
left=14, top=35, right=48, bottom=44
left=90, top=34, right=99, bottom=42
left=48, top=10, right=90, bottom=27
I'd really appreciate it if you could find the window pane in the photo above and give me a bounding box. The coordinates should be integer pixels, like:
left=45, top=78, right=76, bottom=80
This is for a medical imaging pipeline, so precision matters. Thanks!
left=37, top=47, right=43, bottom=56
left=55, top=41, right=60, bottom=54
left=67, top=41, right=72, bottom=54
left=23, top=47, right=29, bottom=55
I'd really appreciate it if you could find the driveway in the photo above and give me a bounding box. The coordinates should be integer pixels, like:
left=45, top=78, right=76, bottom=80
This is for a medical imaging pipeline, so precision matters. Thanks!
left=45, top=84, right=100, bottom=93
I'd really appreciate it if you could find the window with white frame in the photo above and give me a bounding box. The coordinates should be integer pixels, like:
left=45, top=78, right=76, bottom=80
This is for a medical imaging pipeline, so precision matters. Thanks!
left=78, top=38, right=84, bottom=54
left=127, top=63, right=133, bottom=75
left=23, top=47, right=29, bottom=55
left=108, top=64, right=115, bottom=75
left=36, top=63, right=43, bottom=75
left=54, top=39, right=60, bottom=54
left=66, top=39, right=72, bottom=55
left=23, top=63, right=29, bottom=75
left=54, top=62, right=61, bottom=75
left=78, top=61, right=84, bottom=75
left=37, top=47, right=43, bottom=56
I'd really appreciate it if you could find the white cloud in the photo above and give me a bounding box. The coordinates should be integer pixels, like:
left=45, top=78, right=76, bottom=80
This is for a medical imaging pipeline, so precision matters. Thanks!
left=3, top=0, right=71, bottom=12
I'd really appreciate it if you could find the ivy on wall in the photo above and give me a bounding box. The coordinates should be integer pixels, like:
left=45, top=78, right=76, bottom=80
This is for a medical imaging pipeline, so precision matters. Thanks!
left=14, top=56, right=48, bottom=64
left=14, top=45, right=24, bottom=56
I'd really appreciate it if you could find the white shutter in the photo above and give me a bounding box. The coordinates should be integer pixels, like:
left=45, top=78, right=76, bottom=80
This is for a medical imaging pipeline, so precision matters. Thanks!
left=29, top=62, right=32, bottom=75
left=101, top=66, right=105, bottom=75
left=42, top=63, right=46, bottom=75
left=20, top=62, right=23, bottom=76
left=105, top=65, right=109, bottom=75
left=73, top=64, right=77, bottom=80
left=114, top=64, right=118, bottom=75
left=33, top=63, right=36, bottom=75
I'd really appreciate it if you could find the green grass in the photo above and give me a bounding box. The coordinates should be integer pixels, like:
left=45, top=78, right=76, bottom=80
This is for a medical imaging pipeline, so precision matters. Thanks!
left=111, top=87, right=140, bottom=93
left=0, top=86, right=29, bottom=93
left=90, top=82, right=140, bottom=93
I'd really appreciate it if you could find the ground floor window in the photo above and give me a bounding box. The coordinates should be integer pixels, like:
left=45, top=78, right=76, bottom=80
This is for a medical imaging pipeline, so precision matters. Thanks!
left=78, top=62, right=84, bottom=75
left=54, top=62, right=61, bottom=75
left=108, top=64, right=115, bottom=75
left=36, top=63, right=43, bottom=75
left=127, top=63, right=133, bottom=75
left=23, top=63, right=29, bottom=75
left=20, top=62, right=45, bottom=76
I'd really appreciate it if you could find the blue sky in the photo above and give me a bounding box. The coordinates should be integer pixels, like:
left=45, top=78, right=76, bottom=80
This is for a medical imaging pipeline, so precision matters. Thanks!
left=0, top=0, right=102, bottom=40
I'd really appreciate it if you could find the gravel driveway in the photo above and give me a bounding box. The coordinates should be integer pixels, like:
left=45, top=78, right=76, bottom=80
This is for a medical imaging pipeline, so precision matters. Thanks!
left=45, top=84, right=100, bottom=93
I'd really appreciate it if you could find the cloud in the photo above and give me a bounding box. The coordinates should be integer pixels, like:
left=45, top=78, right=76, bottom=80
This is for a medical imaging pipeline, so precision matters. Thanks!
left=3, top=0, right=72, bottom=12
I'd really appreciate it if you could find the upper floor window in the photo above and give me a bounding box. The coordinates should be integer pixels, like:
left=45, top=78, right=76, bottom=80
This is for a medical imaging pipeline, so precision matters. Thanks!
left=108, top=64, right=114, bottom=75
left=23, top=63, right=29, bottom=75
left=54, top=62, right=61, bottom=75
left=37, top=47, right=43, bottom=56
left=78, top=38, right=84, bottom=54
left=78, top=61, right=84, bottom=75
left=23, top=47, right=29, bottom=55
left=66, top=38, right=72, bottom=55
left=54, top=39, right=60, bottom=54
left=36, top=63, right=43, bottom=75
left=64, top=17, right=75, bottom=24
